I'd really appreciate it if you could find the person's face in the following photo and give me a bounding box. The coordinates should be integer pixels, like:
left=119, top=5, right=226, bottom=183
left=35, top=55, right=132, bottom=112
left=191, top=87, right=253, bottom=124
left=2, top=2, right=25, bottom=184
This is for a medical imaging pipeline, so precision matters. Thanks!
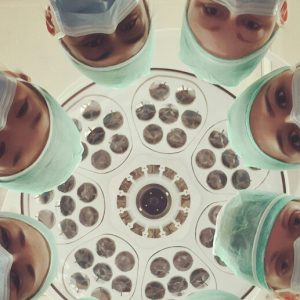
left=250, top=70, right=300, bottom=164
left=60, top=0, right=150, bottom=67
left=187, top=0, right=278, bottom=59
left=0, top=218, right=50, bottom=300
left=0, top=81, right=50, bottom=176
left=265, top=200, right=300, bottom=290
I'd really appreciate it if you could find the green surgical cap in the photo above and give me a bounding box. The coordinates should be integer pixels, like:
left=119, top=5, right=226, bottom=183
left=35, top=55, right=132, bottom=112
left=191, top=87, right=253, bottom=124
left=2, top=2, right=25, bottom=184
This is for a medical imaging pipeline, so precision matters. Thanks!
left=179, top=11, right=277, bottom=87
left=185, top=290, right=240, bottom=300
left=0, top=212, right=58, bottom=300
left=213, top=190, right=295, bottom=290
left=0, top=83, right=83, bottom=194
left=228, top=66, right=300, bottom=170
left=63, top=26, right=154, bottom=88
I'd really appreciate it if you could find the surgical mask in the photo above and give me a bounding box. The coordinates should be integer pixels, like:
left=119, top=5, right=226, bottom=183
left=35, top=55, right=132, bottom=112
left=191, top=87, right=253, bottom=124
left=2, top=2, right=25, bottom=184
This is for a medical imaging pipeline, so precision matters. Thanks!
left=179, top=12, right=278, bottom=87
left=63, top=26, right=154, bottom=88
left=213, top=0, right=284, bottom=16
left=0, top=83, right=83, bottom=194
left=276, top=236, right=300, bottom=293
left=0, top=244, right=13, bottom=300
left=49, top=0, right=139, bottom=37
left=0, top=73, right=16, bottom=130
left=0, top=212, right=59, bottom=300
left=291, top=68, right=300, bottom=128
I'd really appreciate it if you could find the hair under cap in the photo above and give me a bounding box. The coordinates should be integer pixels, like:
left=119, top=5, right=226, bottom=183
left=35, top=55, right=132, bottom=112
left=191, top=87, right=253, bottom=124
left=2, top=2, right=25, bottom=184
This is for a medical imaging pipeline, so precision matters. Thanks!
left=228, top=66, right=300, bottom=170
left=213, top=190, right=295, bottom=289
left=0, top=212, right=58, bottom=299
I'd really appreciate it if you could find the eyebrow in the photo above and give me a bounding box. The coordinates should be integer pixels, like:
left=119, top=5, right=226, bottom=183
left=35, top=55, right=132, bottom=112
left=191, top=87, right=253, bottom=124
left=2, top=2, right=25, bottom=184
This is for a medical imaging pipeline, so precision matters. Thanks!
left=31, top=112, right=42, bottom=129
left=18, top=228, right=25, bottom=247
left=12, top=150, right=22, bottom=166
left=276, top=130, right=289, bottom=157
left=0, top=142, right=6, bottom=159
left=265, top=84, right=275, bottom=117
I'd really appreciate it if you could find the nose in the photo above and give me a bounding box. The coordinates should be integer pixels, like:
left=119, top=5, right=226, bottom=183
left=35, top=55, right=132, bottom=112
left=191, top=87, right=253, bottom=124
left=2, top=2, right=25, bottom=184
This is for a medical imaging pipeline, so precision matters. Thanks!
left=285, top=113, right=294, bottom=123
left=285, top=112, right=300, bottom=128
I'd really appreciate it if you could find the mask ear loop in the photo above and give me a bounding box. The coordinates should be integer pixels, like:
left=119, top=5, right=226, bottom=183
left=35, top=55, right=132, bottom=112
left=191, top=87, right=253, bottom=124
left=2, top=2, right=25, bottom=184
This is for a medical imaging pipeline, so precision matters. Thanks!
left=45, top=5, right=65, bottom=39
left=277, top=0, right=288, bottom=25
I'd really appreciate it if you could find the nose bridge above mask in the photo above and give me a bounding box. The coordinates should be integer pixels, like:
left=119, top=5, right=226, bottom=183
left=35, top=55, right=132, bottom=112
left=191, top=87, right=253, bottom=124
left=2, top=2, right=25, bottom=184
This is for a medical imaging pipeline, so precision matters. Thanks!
left=280, top=236, right=300, bottom=293
left=0, top=73, right=17, bottom=131
left=291, top=68, right=300, bottom=129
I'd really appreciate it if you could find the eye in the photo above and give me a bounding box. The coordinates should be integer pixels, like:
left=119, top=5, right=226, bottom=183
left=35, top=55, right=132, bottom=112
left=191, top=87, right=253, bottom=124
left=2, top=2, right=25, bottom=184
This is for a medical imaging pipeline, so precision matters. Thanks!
left=10, top=271, right=21, bottom=293
left=16, top=98, right=28, bottom=118
left=0, top=142, right=6, bottom=159
left=275, top=88, right=288, bottom=109
left=119, top=16, right=138, bottom=32
left=288, top=130, right=300, bottom=151
left=289, top=211, right=300, bottom=230
left=12, top=151, right=21, bottom=167
left=202, top=5, right=220, bottom=16
left=243, top=19, right=261, bottom=31
left=0, top=227, right=10, bottom=250
left=83, top=35, right=104, bottom=48
left=276, top=256, right=291, bottom=277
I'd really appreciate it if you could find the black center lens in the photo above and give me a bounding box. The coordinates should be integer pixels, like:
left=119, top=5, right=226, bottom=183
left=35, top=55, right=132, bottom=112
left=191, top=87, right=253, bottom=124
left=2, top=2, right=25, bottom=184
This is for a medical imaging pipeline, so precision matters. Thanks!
left=136, top=184, right=171, bottom=219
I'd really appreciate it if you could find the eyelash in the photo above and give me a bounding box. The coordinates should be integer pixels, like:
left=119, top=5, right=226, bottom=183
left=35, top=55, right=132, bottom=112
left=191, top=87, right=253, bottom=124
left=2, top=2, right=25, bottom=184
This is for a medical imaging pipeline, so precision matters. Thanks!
left=276, top=256, right=290, bottom=277
left=10, top=271, right=21, bottom=294
left=288, top=130, right=300, bottom=151
left=0, top=227, right=10, bottom=250
left=13, top=152, right=21, bottom=167
left=83, top=35, right=104, bottom=48
left=0, top=142, right=5, bottom=159
left=242, top=19, right=261, bottom=31
left=119, top=16, right=138, bottom=32
left=16, top=98, right=28, bottom=118
left=202, top=5, right=220, bottom=17
left=275, top=87, right=289, bottom=109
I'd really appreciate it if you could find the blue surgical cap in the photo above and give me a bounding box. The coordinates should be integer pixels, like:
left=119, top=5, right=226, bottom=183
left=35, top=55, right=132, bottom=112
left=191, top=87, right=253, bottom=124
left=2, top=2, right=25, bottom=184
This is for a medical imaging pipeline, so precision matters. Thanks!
left=0, top=212, right=58, bottom=300
left=179, top=10, right=278, bottom=87
left=50, top=0, right=139, bottom=36
left=62, top=25, right=154, bottom=88
left=228, top=66, right=300, bottom=170
left=0, top=81, right=83, bottom=193
left=185, top=290, right=240, bottom=300
left=213, top=190, right=295, bottom=289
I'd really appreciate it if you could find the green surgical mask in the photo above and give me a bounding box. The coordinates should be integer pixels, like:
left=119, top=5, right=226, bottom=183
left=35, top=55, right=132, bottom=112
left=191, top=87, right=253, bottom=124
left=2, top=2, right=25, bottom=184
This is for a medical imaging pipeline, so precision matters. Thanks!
left=63, top=26, right=154, bottom=88
left=0, top=84, right=83, bottom=194
left=179, top=12, right=277, bottom=87
left=228, top=66, right=300, bottom=170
